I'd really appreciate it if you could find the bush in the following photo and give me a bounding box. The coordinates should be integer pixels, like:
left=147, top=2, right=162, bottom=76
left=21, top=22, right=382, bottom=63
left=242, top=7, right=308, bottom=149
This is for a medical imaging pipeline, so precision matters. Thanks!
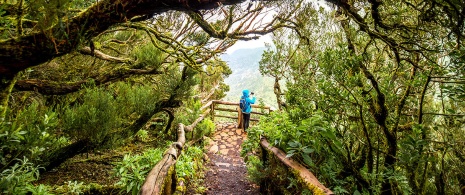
left=175, top=146, right=205, bottom=194
left=62, top=87, right=119, bottom=146
left=176, top=146, right=203, bottom=180
left=193, top=118, right=215, bottom=139
left=62, top=83, right=162, bottom=148
left=0, top=102, right=64, bottom=167
left=0, top=157, right=41, bottom=195
left=113, top=148, right=164, bottom=195
left=242, top=111, right=341, bottom=193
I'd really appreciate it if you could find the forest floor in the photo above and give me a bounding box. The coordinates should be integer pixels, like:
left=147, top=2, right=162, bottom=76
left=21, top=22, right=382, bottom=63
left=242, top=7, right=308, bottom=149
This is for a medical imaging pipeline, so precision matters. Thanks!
left=36, top=122, right=259, bottom=194
left=35, top=141, right=151, bottom=194
left=203, top=122, right=260, bottom=195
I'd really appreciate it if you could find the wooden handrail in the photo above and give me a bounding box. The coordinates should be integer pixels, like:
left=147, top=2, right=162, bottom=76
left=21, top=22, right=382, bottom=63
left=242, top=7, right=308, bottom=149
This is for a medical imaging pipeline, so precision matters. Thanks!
left=212, top=100, right=271, bottom=110
left=139, top=99, right=266, bottom=195
left=260, top=137, right=334, bottom=195
left=140, top=124, right=186, bottom=195
left=140, top=102, right=213, bottom=195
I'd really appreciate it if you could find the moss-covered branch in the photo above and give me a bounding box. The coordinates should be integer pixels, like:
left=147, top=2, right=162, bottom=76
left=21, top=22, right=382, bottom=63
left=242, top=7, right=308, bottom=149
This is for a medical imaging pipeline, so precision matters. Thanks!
left=79, top=46, right=132, bottom=63
left=0, top=0, right=255, bottom=78
left=14, top=67, right=163, bottom=95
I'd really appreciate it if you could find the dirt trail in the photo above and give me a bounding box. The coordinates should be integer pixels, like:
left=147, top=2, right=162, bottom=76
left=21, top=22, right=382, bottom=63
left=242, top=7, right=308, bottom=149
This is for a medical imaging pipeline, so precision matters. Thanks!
left=203, top=122, right=260, bottom=195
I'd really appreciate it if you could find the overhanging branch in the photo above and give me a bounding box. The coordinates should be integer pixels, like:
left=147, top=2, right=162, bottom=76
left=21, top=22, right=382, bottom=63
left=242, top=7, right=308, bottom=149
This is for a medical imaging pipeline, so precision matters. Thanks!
left=14, top=68, right=163, bottom=95
left=0, top=0, right=261, bottom=78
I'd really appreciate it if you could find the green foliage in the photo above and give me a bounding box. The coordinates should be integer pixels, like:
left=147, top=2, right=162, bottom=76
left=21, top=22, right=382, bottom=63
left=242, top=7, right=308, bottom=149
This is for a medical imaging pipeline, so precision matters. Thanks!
left=25, top=184, right=54, bottom=195
left=28, top=0, right=73, bottom=31
left=113, top=148, right=164, bottom=195
left=62, top=83, right=162, bottom=147
left=193, top=118, right=215, bottom=140
left=0, top=5, right=13, bottom=39
left=244, top=155, right=265, bottom=184
left=176, top=146, right=203, bottom=181
left=113, top=82, right=161, bottom=116
left=243, top=111, right=350, bottom=192
left=174, top=99, right=203, bottom=127
left=0, top=157, right=41, bottom=195
left=132, top=42, right=164, bottom=69
left=135, top=130, right=149, bottom=142
left=1, top=102, right=64, bottom=167
left=62, top=87, right=119, bottom=145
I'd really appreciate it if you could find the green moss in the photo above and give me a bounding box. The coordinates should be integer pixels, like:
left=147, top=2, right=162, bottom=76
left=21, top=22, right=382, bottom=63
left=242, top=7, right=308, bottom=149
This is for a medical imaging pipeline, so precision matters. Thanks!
left=160, top=165, right=176, bottom=195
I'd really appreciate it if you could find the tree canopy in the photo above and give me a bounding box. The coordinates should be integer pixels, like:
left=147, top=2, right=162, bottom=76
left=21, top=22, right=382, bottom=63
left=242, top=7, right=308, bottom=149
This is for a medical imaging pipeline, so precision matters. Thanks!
left=1, top=0, right=464, bottom=194
left=0, top=0, right=283, bottom=78
left=252, top=0, right=465, bottom=194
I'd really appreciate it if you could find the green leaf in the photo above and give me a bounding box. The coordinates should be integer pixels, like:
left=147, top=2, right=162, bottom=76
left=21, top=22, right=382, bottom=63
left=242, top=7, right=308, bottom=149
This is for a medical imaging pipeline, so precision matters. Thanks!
left=302, top=154, right=314, bottom=167
left=286, top=152, right=295, bottom=158
left=302, top=147, right=314, bottom=154
left=288, top=140, right=300, bottom=148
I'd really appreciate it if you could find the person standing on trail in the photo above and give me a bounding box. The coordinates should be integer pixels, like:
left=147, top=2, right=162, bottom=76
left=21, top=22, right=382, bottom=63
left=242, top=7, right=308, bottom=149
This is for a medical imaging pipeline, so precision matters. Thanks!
left=240, top=89, right=256, bottom=131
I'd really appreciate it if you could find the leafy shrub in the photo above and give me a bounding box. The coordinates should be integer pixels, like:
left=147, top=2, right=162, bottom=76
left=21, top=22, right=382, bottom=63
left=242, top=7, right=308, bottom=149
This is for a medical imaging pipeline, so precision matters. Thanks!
left=175, top=99, right=203, bottom=126
left=242, top=111, right=343, bottom=193
left=113, top=148, right=164, bottom=195
left=25, top=184, right=53, bottom=195
left=1, top=102, right=64, bottom=167
left=176, top=146, right=203, bottom=180
left=244, top=155, right=265, bottom=184
left=176, top=146, right=205, bottom=193
left=0, top=157, right=41, bottom=195
left=131, top=43, right=164, bottom=69
left=62, top=87, right=119, bottom=146
left=62, top=83, right=161, bottom=147
left=135, top=130, right=149, bottom=142
left=113, top=82, right=161, bottom=116
left=193, top=118, right=215, bottom=139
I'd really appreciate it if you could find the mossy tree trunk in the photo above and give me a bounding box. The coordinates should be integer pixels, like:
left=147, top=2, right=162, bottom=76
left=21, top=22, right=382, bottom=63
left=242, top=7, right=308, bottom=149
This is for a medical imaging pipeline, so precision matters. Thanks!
left=0, top=75, right=18, bottom=120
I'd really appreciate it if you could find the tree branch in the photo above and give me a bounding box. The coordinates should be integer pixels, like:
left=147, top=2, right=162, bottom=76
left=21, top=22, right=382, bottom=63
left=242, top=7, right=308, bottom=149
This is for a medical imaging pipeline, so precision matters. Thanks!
left=0, top=0, right=260, bottom=78
left=79, top=47, right=133, bottom=63
left=14, top=67, right=163, bottom=95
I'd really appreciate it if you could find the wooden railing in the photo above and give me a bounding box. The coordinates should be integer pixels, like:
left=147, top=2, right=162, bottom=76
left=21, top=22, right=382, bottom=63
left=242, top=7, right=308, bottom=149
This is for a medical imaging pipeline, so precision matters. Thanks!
left=260, top=137, right=334, bottom=195
left=206, top=100, right=271, bottom=128
left=139, top=100, right=332, bottom=195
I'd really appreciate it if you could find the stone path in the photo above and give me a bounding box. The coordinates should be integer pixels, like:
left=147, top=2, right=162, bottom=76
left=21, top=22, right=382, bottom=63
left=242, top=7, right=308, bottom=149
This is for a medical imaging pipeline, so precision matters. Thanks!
left=203, top=122, right=260, bottom=195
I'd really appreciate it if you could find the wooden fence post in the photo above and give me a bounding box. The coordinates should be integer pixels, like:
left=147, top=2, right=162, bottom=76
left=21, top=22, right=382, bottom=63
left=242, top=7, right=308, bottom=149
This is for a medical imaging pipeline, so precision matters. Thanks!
left=237, top=106, right=243, bottom=129
left=210, top=101, right=215, bottom=121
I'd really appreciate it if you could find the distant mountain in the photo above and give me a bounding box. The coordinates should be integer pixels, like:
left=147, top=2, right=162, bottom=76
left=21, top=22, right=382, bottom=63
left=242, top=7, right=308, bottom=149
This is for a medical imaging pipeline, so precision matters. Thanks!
left=221, top=47, right=278, bottom=109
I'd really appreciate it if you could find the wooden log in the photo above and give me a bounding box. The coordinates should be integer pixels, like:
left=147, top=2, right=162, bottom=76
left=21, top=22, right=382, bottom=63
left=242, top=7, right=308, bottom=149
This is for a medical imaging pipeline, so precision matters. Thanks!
left=139, top=153, right=176, bottom=195
left=237, top=106, right=243, bottom=129
left=210, top=101, right=215, bottom=121
left=140, top=124, right=186, bottom=195
left=200, top=100, right=213, bottom=111
left=260, top=137, right=334, bottom=195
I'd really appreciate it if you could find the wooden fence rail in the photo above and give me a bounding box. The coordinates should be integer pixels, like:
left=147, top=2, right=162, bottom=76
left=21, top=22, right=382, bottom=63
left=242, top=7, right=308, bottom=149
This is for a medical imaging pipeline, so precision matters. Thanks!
left=260, top=137, right=334, bottom=195
left=210, top=100, right=270, bottom=128
left=139, top=100, right=332, bottom=195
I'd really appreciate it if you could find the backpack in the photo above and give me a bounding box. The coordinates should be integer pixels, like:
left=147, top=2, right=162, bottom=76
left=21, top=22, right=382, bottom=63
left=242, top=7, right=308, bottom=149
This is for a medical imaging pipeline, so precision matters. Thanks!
left=239, top=98, right=249, bottom=112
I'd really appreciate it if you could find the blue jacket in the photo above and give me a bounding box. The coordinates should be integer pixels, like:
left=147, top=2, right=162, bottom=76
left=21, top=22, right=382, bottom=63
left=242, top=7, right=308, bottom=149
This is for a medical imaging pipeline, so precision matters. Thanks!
left=241, top=89, right=256, bottom=114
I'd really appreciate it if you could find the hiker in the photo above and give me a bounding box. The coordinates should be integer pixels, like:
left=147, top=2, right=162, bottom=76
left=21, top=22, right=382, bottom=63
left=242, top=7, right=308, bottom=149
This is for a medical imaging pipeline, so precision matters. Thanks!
left=240, top=89, right=256, bottom=131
